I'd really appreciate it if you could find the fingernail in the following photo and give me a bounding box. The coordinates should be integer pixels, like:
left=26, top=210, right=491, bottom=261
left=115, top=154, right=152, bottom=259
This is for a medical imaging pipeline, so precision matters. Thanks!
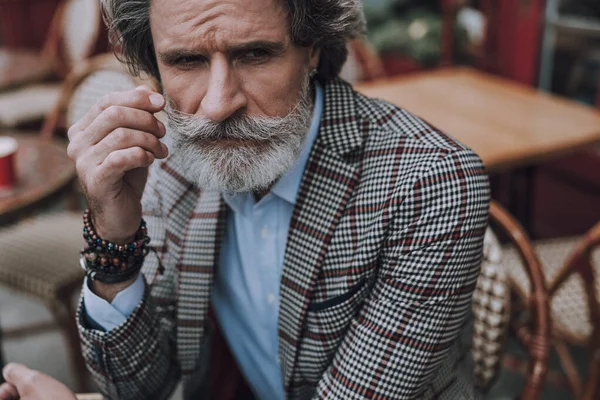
left=161, top=142, right=169, bottom=155
left=149, top=93, right=164, bottom=106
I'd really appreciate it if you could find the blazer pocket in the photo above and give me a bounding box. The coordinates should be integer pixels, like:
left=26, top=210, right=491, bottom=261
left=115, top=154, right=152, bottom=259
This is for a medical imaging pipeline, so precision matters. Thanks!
left=307, top=279, right=368, bottom=312
left=295, top=280, right=371, bottom=383
left=303, top=278, right=372, bottom=338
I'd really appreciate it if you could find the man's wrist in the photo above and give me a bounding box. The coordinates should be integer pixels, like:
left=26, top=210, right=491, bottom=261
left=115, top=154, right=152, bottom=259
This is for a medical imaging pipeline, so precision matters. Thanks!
left=82, top=209, right=150, bottom=284
left=92, top=214, right=138, bottom=244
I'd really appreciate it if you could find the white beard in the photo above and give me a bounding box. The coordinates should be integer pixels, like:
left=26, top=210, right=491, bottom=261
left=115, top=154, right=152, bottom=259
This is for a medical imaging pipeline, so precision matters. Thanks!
left=164, top=76, right=313, bottom=193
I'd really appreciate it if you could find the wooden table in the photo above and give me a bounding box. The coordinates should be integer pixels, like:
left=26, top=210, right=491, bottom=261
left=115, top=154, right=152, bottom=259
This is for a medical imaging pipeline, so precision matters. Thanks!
left=355, top=67, right=600, bottom=173
left=0, top=131, right=76, bottom=223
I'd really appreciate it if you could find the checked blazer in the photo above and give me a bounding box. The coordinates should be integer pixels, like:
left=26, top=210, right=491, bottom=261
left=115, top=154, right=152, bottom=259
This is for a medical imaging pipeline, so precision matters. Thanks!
left=77, top=78, right=490, bottom=400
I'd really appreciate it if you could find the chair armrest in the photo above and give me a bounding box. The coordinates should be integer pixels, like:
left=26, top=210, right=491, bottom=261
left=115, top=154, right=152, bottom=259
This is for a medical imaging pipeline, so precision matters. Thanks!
left=75, top=394, right=104, bottom=400
left=489, top=200, right=550, bottom=400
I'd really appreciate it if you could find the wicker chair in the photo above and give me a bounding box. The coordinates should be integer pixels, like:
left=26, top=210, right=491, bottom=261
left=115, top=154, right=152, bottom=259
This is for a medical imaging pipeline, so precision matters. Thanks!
left=0, top=0, right=106, bottom=128
left=0, top=214, right=85, bottom=387
left=42, top=53, right=159, bottom=138
left=0, top=53, right=148, bottom=393
left=472, top=201, right=550, bottom=399
left=503, top=221, right=600, bottom=399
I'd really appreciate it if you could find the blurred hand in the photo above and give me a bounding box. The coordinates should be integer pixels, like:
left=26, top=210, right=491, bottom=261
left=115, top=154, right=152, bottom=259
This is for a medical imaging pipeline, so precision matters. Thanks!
left=67, top=85, right=168, bottom=244
left=0, top=363, right=77, bottom=400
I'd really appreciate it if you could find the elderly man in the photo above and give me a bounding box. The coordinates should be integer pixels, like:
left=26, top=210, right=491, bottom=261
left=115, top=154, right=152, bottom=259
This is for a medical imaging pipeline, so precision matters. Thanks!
left=3, top=0, right=490, bottom=399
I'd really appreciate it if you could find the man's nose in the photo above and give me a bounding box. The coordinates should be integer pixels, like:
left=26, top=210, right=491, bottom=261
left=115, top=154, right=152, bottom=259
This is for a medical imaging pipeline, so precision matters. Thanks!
left=201, top=57, right=247, bottom=122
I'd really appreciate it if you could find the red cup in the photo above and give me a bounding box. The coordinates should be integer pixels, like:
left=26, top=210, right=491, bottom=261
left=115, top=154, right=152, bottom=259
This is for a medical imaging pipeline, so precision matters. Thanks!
left=0, top=137, right=18, bottom=189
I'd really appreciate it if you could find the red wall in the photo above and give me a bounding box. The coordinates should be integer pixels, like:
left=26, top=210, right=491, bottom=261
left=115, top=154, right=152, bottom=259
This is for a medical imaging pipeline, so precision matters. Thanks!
left=532, top=149, right=600, bottom=239
left=0, top=0, right=62, bottom=49
left=484, top=0, right=545, bottom=86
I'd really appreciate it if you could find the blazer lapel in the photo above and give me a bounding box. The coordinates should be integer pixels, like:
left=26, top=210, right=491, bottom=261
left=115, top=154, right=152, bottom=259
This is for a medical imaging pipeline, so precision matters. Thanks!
left=177, top=190, right=227, bottom=375
left=158, top=157, right=227, bottom=375
left=278, top=79, right=364, bottom=390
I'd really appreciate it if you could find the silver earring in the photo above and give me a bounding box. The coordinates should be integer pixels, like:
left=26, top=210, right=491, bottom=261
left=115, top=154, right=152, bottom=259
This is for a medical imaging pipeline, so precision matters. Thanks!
left=309, top=68, right=318, bottom=79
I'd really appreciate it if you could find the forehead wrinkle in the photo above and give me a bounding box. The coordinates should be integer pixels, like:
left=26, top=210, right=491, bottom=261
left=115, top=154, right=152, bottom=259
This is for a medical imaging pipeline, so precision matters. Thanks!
left=153, top=0, right=288, bottom=54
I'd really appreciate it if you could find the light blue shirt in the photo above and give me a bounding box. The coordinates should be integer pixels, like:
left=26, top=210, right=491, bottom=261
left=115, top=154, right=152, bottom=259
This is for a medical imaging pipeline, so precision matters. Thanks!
left=83, top=82, right=324, bottom=400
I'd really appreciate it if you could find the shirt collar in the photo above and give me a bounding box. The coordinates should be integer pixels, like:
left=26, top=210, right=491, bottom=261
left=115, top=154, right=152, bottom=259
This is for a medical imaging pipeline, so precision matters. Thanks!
left=223, top=81, right=324, bottom=212
left=270, top=81, right=323, bottom=205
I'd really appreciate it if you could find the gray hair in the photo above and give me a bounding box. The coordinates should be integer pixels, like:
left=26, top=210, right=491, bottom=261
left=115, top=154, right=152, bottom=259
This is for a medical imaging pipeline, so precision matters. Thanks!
left=101, top=0, right=365, bottom=83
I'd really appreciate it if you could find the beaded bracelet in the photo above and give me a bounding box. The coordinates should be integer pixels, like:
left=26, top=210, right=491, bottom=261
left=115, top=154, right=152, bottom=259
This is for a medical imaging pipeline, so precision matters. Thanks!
left=80, top=209, right=151, bottom=283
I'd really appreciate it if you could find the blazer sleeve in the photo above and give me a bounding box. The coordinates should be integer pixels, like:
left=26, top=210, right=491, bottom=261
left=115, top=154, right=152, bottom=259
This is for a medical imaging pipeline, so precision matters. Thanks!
left=76, top=163, right=180, bottom=400
left=314, top=148, right=490, bottom=399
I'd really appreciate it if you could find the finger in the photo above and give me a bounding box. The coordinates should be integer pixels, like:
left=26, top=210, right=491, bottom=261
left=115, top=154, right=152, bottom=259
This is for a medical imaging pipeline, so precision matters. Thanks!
left=135, top=84, right=155, bottom=93
left=92, top=147, right=155, bottom=186
left=3, top=363, right=30, bottom=383
left=68, top=107, right=166, bottom=161
left=0, top=382, right=18, bottom=400
left=69, top=88, right=165, bottom=140
left=88, top=128, right=169, bottom=166
left=85, top=105, right=167, bottom=147
left=2, top=363, right=36, bottom=393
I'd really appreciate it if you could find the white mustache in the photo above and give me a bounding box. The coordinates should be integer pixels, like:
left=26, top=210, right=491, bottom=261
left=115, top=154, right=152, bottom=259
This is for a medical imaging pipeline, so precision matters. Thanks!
left=164, top=93, right=310, bottom=143
left=166, top=110, right=278, bottom=142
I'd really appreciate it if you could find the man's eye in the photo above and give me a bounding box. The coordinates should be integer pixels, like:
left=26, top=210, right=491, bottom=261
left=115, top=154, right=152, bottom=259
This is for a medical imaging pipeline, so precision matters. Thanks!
left=175, top=56, right=205, bottom=66
left=243, top=49, right=270, bottom=61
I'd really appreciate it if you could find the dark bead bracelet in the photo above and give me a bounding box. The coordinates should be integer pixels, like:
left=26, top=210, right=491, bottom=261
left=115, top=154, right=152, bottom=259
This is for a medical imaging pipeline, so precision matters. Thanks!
left=80, top=209, right=151, bottom=283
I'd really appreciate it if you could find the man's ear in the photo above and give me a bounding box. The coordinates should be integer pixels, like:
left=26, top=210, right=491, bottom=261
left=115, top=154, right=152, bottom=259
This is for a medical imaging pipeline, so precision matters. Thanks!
left=308, top=46, right=321, bottom=70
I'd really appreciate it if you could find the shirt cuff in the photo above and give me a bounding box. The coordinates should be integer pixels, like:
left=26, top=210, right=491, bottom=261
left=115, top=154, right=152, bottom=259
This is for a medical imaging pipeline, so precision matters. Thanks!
left=82, top=274, right=145, bottom=331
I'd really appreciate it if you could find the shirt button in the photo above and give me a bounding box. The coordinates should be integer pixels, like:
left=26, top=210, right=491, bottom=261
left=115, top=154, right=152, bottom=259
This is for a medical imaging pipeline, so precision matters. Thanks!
left=261, top=227, right=269, bottom=238
left=267, top=294, right=275, bottom=304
